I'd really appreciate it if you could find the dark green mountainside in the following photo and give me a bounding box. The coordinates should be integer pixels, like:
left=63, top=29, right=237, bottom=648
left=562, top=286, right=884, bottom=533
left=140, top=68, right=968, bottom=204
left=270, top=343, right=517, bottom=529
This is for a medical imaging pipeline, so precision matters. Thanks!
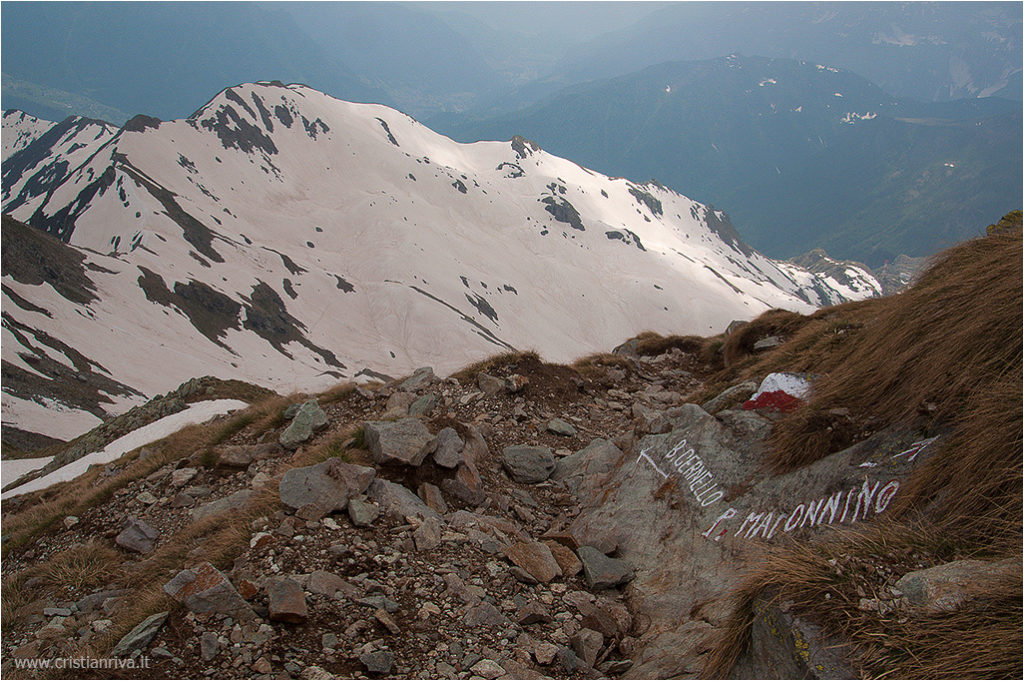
left=438, top=56, right=1022, bottom=265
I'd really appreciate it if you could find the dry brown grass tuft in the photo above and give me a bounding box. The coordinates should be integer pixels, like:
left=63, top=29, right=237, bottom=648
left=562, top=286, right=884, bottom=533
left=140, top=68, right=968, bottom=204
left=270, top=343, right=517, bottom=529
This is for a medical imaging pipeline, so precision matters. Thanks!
left=702, top=522, right=1022, bottom=679
left=571, top=352, right=635, bottom=378
left=765, top=230, right=1022, bottom=473
left=318, top=382, right=357, bottom=405
left=721, top=308, right=811, bottom=367
left=632, top=331, right=707, bottom=357
left=450, top=350, right=541, bottom=383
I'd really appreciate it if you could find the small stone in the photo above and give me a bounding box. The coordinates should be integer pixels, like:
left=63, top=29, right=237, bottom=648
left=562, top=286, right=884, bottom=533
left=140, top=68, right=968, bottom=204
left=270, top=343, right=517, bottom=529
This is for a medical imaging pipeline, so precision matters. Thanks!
left=116, top=517, right=160, bottom=554
left=360, top=650, right=394, bottom=674
left=170, top=467, right=198, bottom=486
left=43, top=607, right=72, bottom=617
left=91, top=619, right=113, bottom=633
left=470, top=659, right=505, bottom=679
left=578, top=546, right=634, bottom=589
left=374, top=608, right=401, bottom=635
left=534, top=641, right=559, bottom=665
left=267, top=578, right=308, bottom=623
left=136, top=491, right=158, bottom=505
left=322, top=632, right=339, bottom=650
left=250, top=532, right=274, bottom=550
left=571, top=628, right=604, bottom=667
left=413, top=517, right=442, bottom=552
left=63, top=516, right=79, bottom=529
left=200, top=631, right=220, bottom=661
left=348, top=498, right=380, bottom=527
left=547, top=418, right=577, bottom=436
left=501, top=445, right=555, bottom=483
left=253, top=656, right=272, bottom=674
left=516, top=600, right=552, bottom=625
left=464, top=601, right=511, bottom=629
left=408, top=393, right=437, bottom=417
left=163, top=562, right=255, bottom=621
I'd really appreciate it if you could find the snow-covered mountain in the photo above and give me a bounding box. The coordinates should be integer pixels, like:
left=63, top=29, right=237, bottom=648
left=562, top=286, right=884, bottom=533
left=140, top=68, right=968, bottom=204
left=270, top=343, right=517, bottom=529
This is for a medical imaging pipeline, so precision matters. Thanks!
left=1, top=83, right=880, bottom=446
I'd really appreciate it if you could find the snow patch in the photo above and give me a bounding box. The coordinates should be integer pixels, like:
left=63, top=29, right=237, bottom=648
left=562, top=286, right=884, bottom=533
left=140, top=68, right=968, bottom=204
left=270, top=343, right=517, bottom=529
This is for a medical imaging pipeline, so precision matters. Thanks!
left=2, top=399, right=248, bottom=499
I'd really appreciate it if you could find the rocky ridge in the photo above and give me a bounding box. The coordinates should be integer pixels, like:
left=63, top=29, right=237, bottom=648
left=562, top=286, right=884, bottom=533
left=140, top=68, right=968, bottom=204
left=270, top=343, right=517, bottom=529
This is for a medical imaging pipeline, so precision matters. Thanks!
left=0, top=320, right=971, bottom=679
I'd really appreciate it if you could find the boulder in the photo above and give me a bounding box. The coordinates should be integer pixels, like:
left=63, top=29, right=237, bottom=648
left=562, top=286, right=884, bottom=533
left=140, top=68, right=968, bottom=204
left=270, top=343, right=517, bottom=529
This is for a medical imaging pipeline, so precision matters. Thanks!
left=442, top=462, right=487, bottom=506
left=578, top=546, right=634, bottom=589
left=368, top=479, right=441, bottom=522
left=116, top=517, right=160, bottom=554
left=895, top=559, right=1015, bottom=613
left=408, top=393, right=437, bottom=417
left=191, top=489, right=255, bottom=522
left=501, top=445, right=555, bottom=483
left=163, top=562, right=255, bottom=620
left=553, top=438, right=622, bottom=495
left=279, top=459, right=375, bottom=514
left=280, top=400, right=328, bottom=449
left=432, top=427, right=465, bottom=468
left=364, top=418, right=434, bottom=466
left=399, top=366, right=435, bottom=391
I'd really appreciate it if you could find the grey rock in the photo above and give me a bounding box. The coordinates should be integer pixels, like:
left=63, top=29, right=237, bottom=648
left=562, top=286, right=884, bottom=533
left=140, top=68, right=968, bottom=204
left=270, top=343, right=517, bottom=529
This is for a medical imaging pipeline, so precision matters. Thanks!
left=408, top=393, right=437, bottom=417
left=347, top=497, right=380, bottom=527
left=547, top=418, right=577, bottom=437
left=163, top=562, right=255, bottom=621
left=399, top=366, right=436, bottom=391
left=470, top=659, right=505, bottom=679
left=555, top=646, right=582, bottom=674
left=284, top=403, right=303, bottom=419
left=552, top=438, right=622, bottom=496
left=279, top=459, right=375, bottom=513
left=753, top=335, right=784, bottom=351
left=700, top=380, right=758, bottom=415
left=170, top=467, right=198, bottom=486
left=43, top=606, right=72, bottom=617
left=280, top=400, right=328, bottom=449
left=501, top=445, right=555, bottom=483
left=578, top=546, right=634, bottom=589
left=385, top=391, right=416, bottom=417
left=355, top=595, right=401, bottom=613
left=477, top=372, right=506, bottom=397
left=895, top=559, right=1014, bottom=613
left=191, top=489, right=255, bottom=522
left=136, top=491, right=158, bottom=505
left=368, top=479, right=441, bottom=523
left=462, top=424, right=489, bottom=464
left=306, top=570, right=359, bottom=599
left=360, top=650, right=394, bottom=674
left=217, top=443, right=283, bottom=468
left=110, top=611, right=168, bottom=657
left=200, top=631, right=220, bottom=661
left=464, top=601, right=512, bottom=629
left=115, top=517, right=160, bottom=554
left=364, top=418, right=434, bottom=466
left=432, top=427, right=465, bottom=469
left=413, top=517, right=442, bottom=552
